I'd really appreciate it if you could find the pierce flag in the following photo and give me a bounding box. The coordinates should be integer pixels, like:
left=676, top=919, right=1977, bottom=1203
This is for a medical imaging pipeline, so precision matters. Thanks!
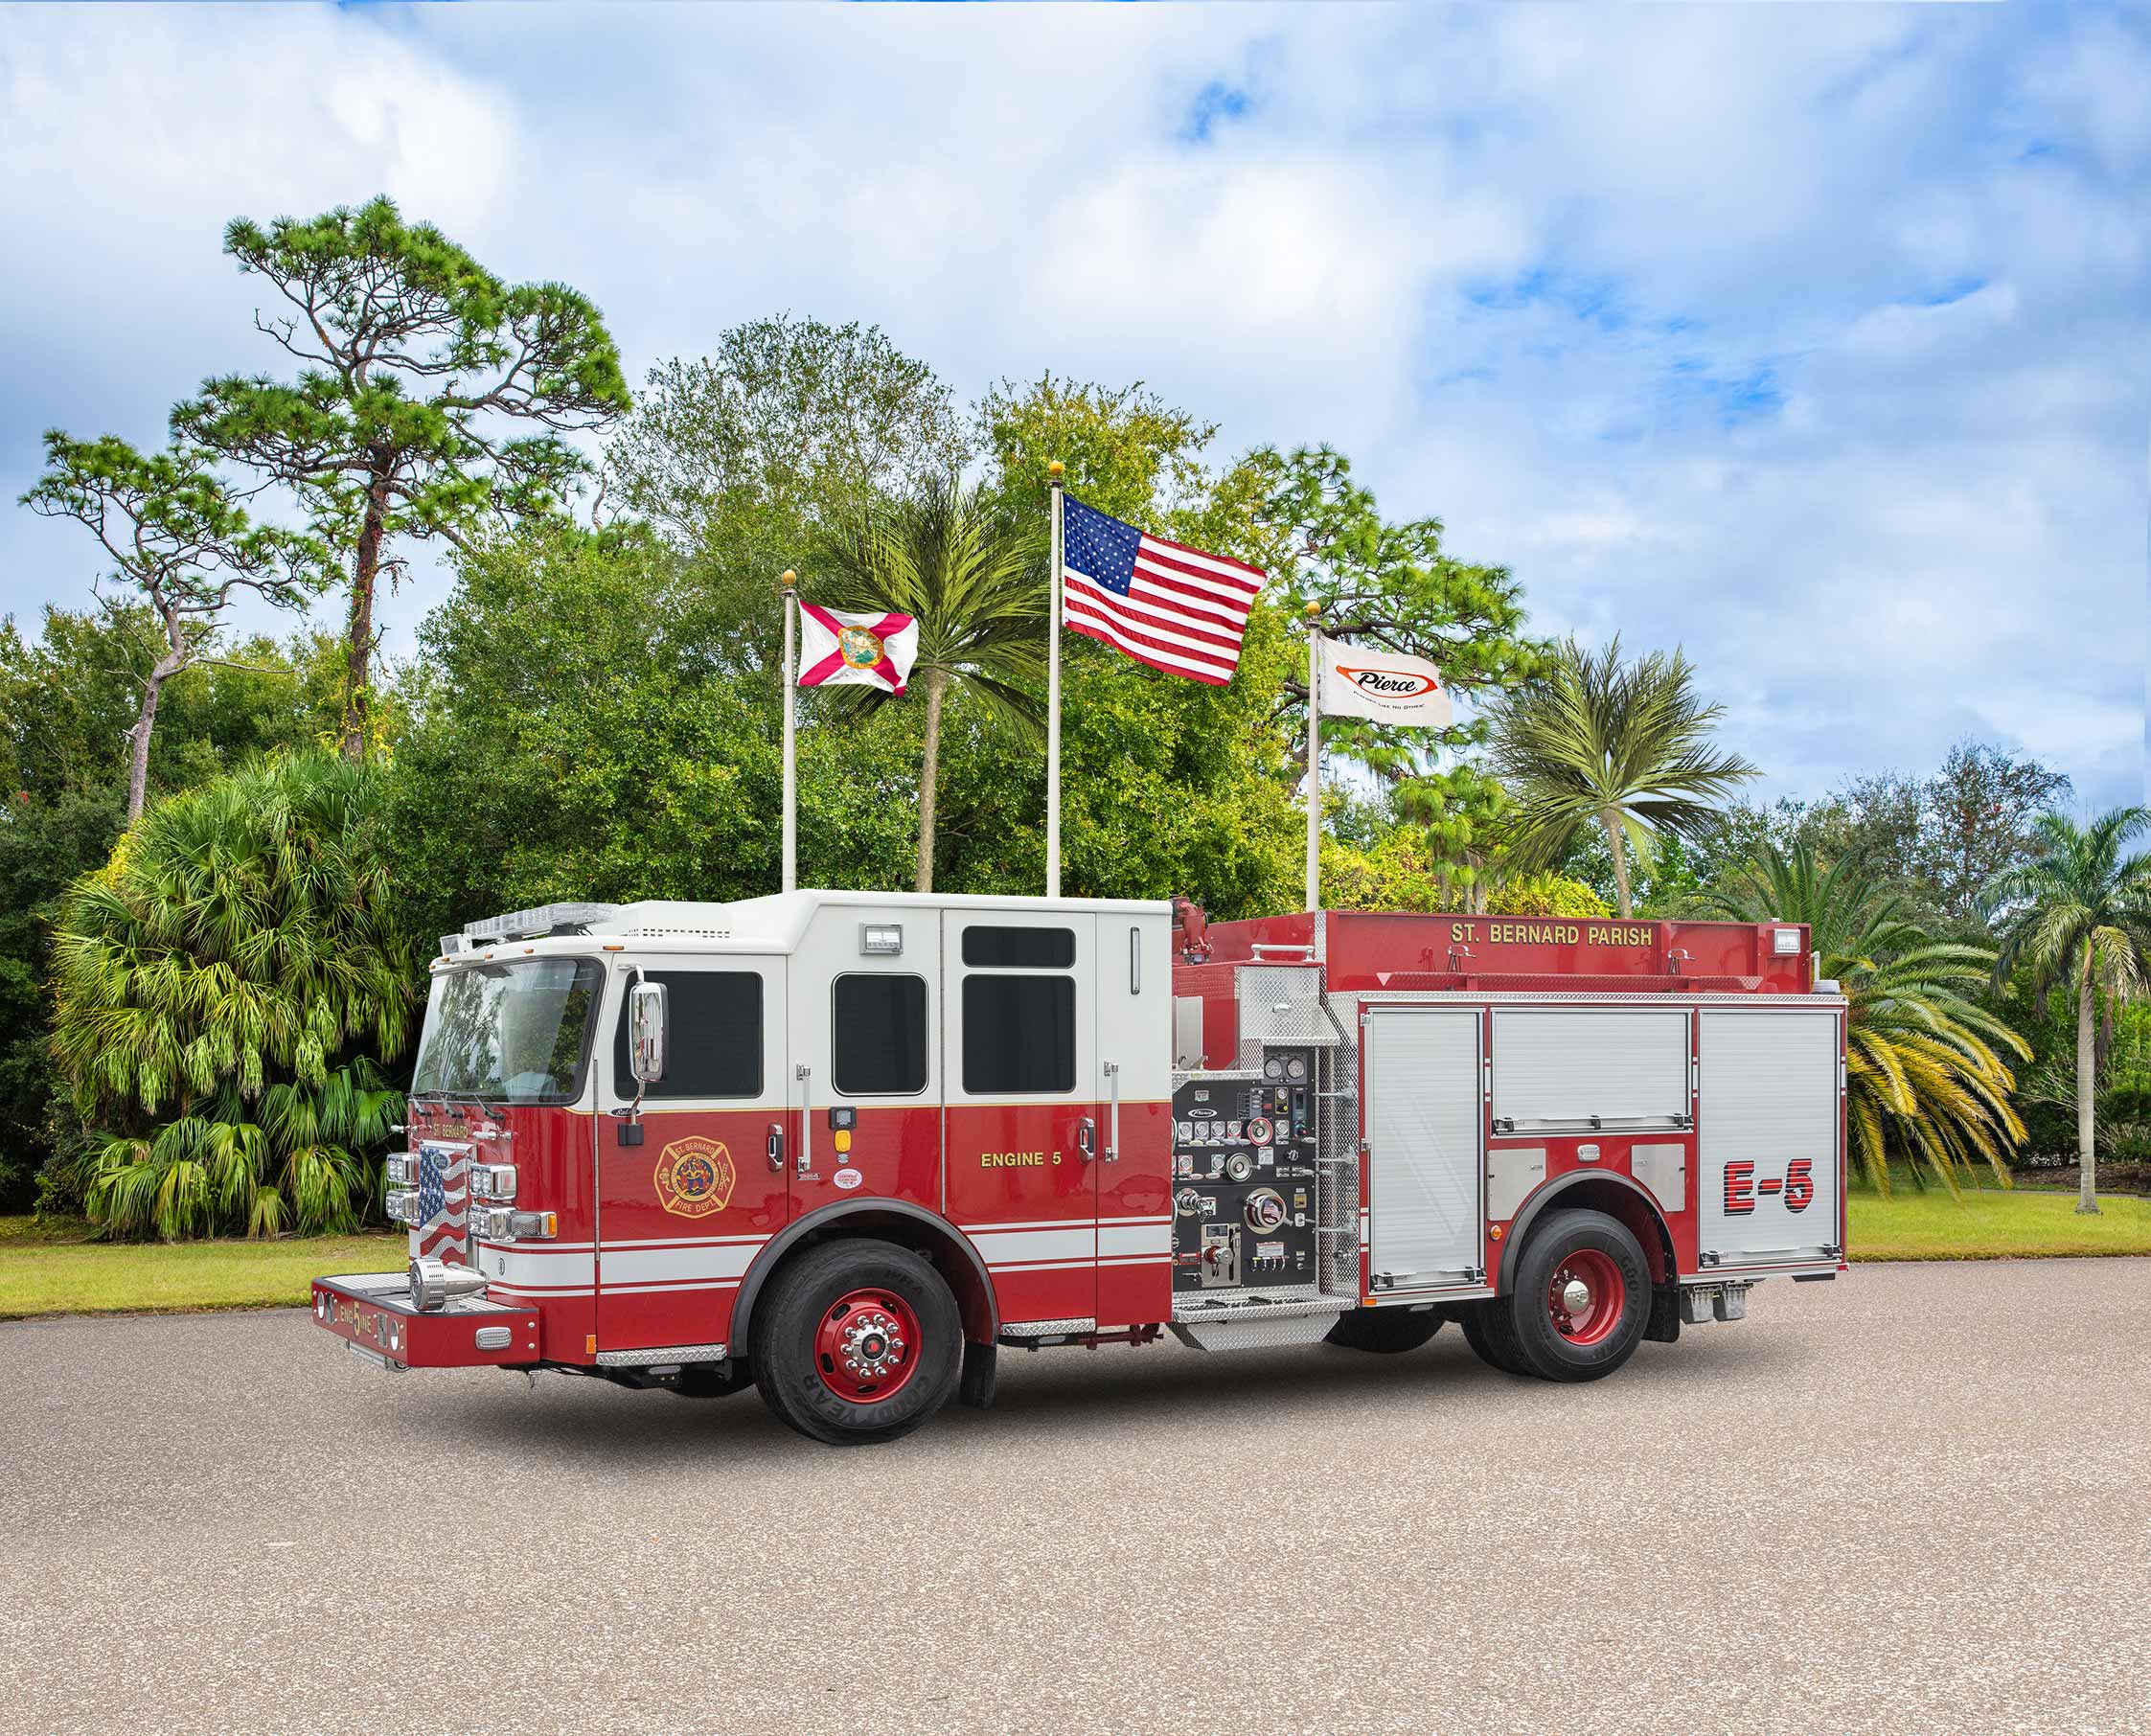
left=1316, top=634, right=1453, bottom=728
left=796, top=605, right=919, bottom=694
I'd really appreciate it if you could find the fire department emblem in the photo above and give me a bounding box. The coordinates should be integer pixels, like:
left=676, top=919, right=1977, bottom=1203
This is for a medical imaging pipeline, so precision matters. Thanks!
left=654, top=1138, right=736, bottom=1218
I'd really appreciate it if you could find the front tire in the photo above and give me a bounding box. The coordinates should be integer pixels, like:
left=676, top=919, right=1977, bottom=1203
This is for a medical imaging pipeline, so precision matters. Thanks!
left=1325, top=1306, right=1444, bottom=1354
left=1499, top=1208, right=1651, bottom=1382
left=751, top=1239, right=960, bottom=1445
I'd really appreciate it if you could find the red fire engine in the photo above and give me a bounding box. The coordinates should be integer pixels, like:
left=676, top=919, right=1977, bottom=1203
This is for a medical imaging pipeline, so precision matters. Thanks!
left=312, top=891, right=1847, bottom=1444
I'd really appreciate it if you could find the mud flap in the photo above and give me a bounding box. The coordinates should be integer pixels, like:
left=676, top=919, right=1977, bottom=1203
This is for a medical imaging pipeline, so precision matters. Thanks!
left=958, top=1338, right=997, bottom=1409
left=1644, top=1284, right=1682, bottom=1344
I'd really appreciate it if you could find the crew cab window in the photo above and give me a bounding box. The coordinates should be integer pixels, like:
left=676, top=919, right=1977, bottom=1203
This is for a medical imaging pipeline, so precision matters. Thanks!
left=963, top=975, right=1076, bottom=1095
left=612, top=971, right=764, bottom=1098
left=961, top=925, right=1076, bottom=969
left=832, top=973, right=929, bottom=1096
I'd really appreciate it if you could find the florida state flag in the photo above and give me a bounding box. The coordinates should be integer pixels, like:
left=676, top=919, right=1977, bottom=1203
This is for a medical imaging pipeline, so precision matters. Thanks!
left=796, top=605, right=919, bottom=694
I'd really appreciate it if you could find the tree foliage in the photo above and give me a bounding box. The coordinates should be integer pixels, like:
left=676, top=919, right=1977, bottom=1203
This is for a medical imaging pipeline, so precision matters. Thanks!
left=0, top=610, right=354, bottom=1209
left=385, top=525, right=923, bottom=941
left=1707, top=840, right=2026, bottom=1194
left=1984, top=808, right=2151, bottom=1213
left=1487, top=633, right=1757, bottom=918
left=21, top=431, right=326, bottom=820
left=817, top=477, right=1045, bottom=891
left=175, top=196, right=631, bottom=758
left=50, top=752, right=420, bottom=1237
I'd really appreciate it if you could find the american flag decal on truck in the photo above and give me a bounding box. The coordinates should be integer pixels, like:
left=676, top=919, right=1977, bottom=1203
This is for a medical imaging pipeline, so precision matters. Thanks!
left=415, top=1143, right=470, bottom=1266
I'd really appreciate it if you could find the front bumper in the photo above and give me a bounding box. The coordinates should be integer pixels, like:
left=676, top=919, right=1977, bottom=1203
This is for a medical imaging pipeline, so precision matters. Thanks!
left=312, top=1272, right=541, bottom=1370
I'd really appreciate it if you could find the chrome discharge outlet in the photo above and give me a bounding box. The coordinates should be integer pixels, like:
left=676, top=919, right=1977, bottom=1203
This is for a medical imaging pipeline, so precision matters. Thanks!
left=408, top=1256, right=489, bottom=1313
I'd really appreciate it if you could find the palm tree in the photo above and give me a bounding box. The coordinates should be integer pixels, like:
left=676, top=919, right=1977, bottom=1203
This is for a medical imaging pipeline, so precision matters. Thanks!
left=1486, top=635, right=1756, bottom=917
left=1984, top=809, right=2151, bottom=1215
left=51, top=751, right=419, bottom=1238
left=1705, top=840, right=2026, bottom=1194
left=821, top=477, right=1045, bottom=892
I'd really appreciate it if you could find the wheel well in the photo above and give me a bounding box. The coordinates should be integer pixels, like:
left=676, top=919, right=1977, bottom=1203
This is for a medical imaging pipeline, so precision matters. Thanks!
left=1498, top=1173, right=1673, bottom=1293
left=731, top=1202, right=997, bottom=1353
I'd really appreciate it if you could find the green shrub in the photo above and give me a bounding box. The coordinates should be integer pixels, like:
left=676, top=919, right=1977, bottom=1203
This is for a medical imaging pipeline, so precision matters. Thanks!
left=50, top=752, right=420, bottom=1239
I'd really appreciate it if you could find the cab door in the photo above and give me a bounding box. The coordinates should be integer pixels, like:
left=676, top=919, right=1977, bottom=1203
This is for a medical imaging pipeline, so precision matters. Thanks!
left=594, top=957, right=788, bottom=1355
left=785, top=903, right=944, bottom=1220
left=942, top=911, right=1100, bottom=1327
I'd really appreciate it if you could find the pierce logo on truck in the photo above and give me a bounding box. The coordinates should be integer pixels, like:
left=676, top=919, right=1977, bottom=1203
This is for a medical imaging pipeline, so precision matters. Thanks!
left=654, top=1138, right=736, bottom=1218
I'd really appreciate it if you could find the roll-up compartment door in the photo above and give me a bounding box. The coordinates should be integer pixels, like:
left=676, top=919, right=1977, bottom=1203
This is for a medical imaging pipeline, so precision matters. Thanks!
left=1699, top=1009, right=1842, bottom=1269
left=1363, top=1008, right=1483, bottom=1289
left=1490, top=1009, right=1691, bottom=1131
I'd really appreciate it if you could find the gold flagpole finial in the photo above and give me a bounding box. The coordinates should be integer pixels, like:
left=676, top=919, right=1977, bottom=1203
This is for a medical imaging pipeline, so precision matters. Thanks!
left=781, top=569, right=796, bottom=590
left=1047, top=460, right=1064, bottom=481
left=1304, top=602, right=1320, bottom=621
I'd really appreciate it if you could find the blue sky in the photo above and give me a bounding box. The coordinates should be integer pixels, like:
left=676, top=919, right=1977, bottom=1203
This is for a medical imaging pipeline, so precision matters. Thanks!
left=2, top=3, right=2145, bottom=809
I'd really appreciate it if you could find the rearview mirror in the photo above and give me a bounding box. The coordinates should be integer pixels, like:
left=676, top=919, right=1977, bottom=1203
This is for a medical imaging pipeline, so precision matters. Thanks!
left=629, top=980, right=668, bottom=1085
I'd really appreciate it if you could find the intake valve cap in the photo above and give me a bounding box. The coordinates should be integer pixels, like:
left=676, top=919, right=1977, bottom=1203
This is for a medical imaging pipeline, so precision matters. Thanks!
left=408, top=1256, right=489, bottom=1313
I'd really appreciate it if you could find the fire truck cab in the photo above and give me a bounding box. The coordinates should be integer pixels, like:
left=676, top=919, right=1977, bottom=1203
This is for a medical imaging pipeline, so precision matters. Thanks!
left=312, top=890, right=1847, bottom=1445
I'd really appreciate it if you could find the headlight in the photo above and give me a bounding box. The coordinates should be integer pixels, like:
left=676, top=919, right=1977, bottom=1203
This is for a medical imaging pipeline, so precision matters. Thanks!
left=385, top=1190, right=423, bottom=1226
left=470, top=1163, right=517, bottom=1202
left=384, top=1154, right=418, bottom=1186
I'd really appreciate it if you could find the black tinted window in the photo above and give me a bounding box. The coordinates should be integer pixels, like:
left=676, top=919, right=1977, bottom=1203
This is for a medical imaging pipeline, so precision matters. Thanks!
left=962, top=925, right=1077, bottom=969
left=963, top=975, right=1076, bottom=1094
left=612, top=971, right=763, bottom=1098
left=832, top=973, right=929, bottom=1095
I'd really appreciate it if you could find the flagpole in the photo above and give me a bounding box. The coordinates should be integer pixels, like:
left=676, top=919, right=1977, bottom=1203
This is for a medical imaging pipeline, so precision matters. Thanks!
left=781, top=569, right=798, bottom=895
left=1046, top=460, right=1064, bottom=899
left=1305, top=605, right=1322, bottom=913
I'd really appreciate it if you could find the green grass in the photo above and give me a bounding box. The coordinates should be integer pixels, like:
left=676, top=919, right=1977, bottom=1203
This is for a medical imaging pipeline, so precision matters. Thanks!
left=1848, top=1185, right=2151, bottom=1261
left=0, top=1216, right=402, bottom=1319
left=3, top=1185, right=2148, bottom=1321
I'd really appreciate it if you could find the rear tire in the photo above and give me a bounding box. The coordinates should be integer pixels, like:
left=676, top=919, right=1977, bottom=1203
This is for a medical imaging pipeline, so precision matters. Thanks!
left=752, top=1239, right=960, bottom=1445
left=1459, top=1299, right=1529, bottom=1374
left=1499, top=1208, right=1651, bottom=1383
left=1325, top=1307, right=1444, bottom=1354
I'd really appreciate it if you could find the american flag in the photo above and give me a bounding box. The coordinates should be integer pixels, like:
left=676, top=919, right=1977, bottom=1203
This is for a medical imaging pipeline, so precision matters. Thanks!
left=415, top=1144, right=469, bottom=1265
left=1060, top=495, right=1264, bottom=685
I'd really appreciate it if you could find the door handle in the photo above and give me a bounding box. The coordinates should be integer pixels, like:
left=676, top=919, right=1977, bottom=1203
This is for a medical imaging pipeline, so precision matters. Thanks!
left=1103, top=1062, right=1120, bottom=1163
left=766, top=1123, right=785, bottom=1173
left=794, top=1063, right=812, bottom=1175
left=1077, top=1116, right=1097, bottom=1163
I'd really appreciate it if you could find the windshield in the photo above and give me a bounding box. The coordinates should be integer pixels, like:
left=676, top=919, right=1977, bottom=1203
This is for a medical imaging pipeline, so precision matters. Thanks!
left=412, top=957, right=606, bottom=1104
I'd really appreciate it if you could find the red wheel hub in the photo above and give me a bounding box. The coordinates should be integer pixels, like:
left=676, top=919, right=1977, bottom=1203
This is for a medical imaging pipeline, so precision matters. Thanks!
left=814, top=1288, right=921, bottom=1404
left=1546, top=1247, right=1624, bottom=1346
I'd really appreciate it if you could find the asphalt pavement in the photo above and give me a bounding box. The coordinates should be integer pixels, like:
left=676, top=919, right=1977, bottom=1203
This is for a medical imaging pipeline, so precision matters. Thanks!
left=3, top=1259, right=2146, bottom=1736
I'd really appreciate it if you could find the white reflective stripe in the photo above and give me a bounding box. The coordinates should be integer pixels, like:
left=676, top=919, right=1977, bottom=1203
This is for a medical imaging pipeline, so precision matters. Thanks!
left=959, top=1215, right=1167, bottom=1233
left=486, top=1248, right=596, bottom=1288
left=1099, top=1222, right=1171, bottom=1258
left=604, top=1243, right=761, bottom=1285
left=598, top=1278, right=742, bottom=1294
left=969, top=1226, right=1095, bottom=1265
